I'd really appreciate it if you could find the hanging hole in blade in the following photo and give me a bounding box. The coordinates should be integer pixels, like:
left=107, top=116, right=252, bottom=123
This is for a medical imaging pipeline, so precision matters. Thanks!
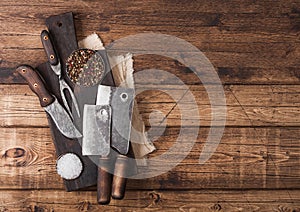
left=96, top=107, right=109, bottom=122
left=120, top=92, right=128, bottom=102
left=100, top=108, right=107, bottom=116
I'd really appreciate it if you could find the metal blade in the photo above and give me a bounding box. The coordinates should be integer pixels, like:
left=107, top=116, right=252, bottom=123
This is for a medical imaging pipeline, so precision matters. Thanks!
left=44, top=99, right=82, bottom=138
left=50, top=63, right=61, bottom=76
left=97, top=85, right=134, bottom=155
left=82, top=104, right=111, bottom=156
left=60, top=79, right=81, bottom=118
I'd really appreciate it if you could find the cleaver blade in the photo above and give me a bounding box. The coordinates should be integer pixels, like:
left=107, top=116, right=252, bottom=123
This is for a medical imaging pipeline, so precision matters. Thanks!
left=96, top=85, right=135, bottom=155
left=82, top=104, right=111, bottom=157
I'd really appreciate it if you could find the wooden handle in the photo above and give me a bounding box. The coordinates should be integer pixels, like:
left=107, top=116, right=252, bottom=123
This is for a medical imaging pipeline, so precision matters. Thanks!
left=112, top=155, right=128, bottom=200
left=41, top=30, right=59, bottom=65
left=16, top=65, right=55, bottom=107
left=97, top=157, right=112, bottom=205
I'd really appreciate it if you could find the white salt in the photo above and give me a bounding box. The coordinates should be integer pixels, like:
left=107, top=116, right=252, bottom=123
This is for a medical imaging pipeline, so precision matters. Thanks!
left=56, top=153, right=83, bottom=180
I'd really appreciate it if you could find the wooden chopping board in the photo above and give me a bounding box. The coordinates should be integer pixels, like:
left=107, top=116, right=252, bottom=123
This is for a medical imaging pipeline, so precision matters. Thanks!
left=36, top=12, right=114, bottom=191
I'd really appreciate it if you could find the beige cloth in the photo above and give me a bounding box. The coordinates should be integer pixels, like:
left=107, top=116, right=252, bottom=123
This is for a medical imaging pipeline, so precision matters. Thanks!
left=79, top=33, right=156, bottom=166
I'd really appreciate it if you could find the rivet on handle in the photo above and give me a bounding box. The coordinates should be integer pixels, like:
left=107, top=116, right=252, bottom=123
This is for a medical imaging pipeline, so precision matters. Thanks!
left=21, top=69, right=26, bottom=73
left=43, top=98, right=48, bottom=102
left=43, top=35, right=48, bottom=40
left=50, top=55, right=55, bottom=60
left=33, top=83, right=38, bottom=87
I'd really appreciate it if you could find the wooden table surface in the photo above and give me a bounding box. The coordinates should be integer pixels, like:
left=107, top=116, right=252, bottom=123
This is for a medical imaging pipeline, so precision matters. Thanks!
left=1, top=0, right=300, bottom=211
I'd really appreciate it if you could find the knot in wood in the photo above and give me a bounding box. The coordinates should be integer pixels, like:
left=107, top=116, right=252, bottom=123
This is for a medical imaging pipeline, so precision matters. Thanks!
left=78, top=201, right=91, bottom=211
left=26, top=205, right=45, bottom=212
left=149, top=191, right=161, bottom=204
left=0, top=206, right=8, bottom=212
left=211, top=203, right=222, bottom=211
left=3, top=147, right=25, bottom=158
left=1, top=147, right=37, bottom=167
left=276, top=205, right=293, bottom=212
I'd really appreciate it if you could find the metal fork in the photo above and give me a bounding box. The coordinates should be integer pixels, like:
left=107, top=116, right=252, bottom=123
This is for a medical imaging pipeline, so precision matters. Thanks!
left=41, top=30, right=80, bottom=119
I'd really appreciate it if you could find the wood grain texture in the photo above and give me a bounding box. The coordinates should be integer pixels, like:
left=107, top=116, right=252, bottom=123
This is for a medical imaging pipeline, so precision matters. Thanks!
left=1, top=85, right=299, bottom=127
left=1, top=1, right=300, bottom=85
left=0, top=189, right=299, bottom=212
left=1, top=0, right=300, bottom=209
left=0, top=127, right=299, bottom=189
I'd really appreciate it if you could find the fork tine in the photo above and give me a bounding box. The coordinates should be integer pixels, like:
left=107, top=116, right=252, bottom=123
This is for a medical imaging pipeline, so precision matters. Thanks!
left=60, top=88, right=74, bottom=120
left=60, top=80, right=81, bottom=118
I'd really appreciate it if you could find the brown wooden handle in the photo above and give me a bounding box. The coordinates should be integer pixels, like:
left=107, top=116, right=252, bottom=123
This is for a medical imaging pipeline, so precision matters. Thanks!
left=41, top=30, right=59, bottom=65
left=16, top=65, right=55, bottom=107
left=97, top=157, right=112, bottom=205
left=112, top=155, right=128, bottom=200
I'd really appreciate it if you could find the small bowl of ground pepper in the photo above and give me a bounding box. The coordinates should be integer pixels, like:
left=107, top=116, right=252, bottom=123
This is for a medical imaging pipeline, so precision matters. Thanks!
left=66, top=49, right=105, bottom=87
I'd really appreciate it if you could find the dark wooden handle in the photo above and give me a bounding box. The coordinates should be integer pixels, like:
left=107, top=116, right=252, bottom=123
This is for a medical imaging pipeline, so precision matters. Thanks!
left=41, top=30, right=59, bottom=65
left=112, top=155, right=128, bottom=200
left=97, top=157, right=112, bottom=205
left=16, top=65, right=55, bottom=107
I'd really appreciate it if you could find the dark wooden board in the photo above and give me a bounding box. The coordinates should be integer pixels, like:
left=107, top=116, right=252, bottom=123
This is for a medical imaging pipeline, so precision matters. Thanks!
left=37, top=12, right=98, bottom=191
left=36, top=12, right=117, bottom=191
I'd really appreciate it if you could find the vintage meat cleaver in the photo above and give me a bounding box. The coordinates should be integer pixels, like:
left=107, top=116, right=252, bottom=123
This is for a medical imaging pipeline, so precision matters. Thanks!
left=97, top=85, right=135, bottom=201
left=96, top=85, right=135, bottom=155
left=82, top=103, right=113, bottom=204
left=82, top=85, right=135, bottom=204
left=82, top=104, right=111, bottom=156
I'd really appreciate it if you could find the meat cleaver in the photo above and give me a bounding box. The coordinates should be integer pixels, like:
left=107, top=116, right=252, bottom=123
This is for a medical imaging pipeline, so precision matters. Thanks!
left=82, top=104, right=111, bottom=157
left=96, top=85, right=135, bottom=155
left=97, top=85, right=135, bottom=200
left=82, top=103, right=113, bottom=204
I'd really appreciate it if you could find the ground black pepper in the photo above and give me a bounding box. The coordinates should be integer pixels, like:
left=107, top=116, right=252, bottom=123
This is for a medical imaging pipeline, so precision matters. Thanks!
left=66, top=49, right=105, bottom=87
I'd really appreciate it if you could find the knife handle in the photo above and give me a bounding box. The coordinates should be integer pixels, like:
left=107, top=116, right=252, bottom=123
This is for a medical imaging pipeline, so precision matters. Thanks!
left=112, top=155, right=128, bottom=200
left=16, top=65, right=55, bottom=107
left=97, top=157, right=112, bottom=205
left=41, top=30, right=58, bottom=65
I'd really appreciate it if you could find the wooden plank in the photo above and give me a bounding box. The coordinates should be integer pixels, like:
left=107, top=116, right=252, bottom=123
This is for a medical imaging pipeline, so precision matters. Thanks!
left=1, top=1, right=300, bottom=85
left=139, top=104, right=300, bottom=127
left=2, top=44, right=300, bottom=72
left=0, top=127, right=299, bottom=189
left=1, top=1, right=300, bottom=35
left=2, top=51, right=300, bottom=85
left=3, top=65, right=299, bottom=85
left=133, top=56, right=300, bottom=85
left=1, top=0, right=299, bottom=209
left=1, top=85, right=300, bottom=127
left=3, top=44, right=299, bottom=70
left=134, top=84, right=300, bottom=107
left=2, top=33, right=300, bottom=50
left=0, top=189, right=299, bottom=211
left=1, top=0, right=299, bottom=14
